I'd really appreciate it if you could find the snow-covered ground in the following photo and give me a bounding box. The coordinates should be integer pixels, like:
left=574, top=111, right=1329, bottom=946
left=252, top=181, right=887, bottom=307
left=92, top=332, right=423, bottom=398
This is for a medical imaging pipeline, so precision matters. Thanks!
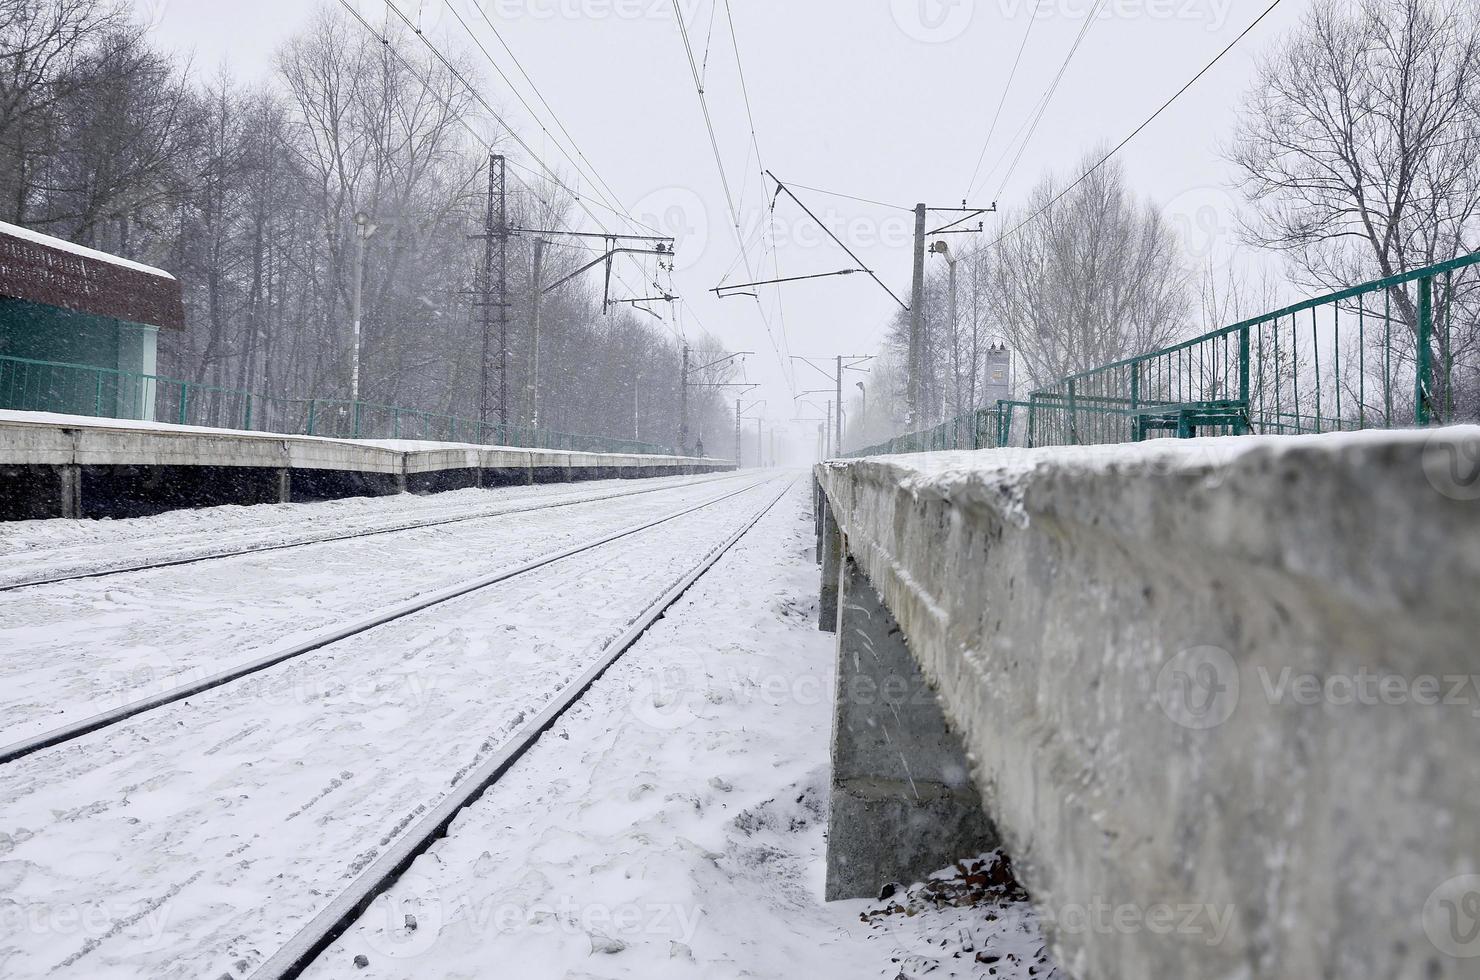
left=300, top=482, right=1057, bottom=980
left=0, top=477, right=779, bottom=976
left=1, top=478, right=1056, bottom=980
left=0, top=474, right=751, bottom=745
left=0, top=471, right=737, bottom=587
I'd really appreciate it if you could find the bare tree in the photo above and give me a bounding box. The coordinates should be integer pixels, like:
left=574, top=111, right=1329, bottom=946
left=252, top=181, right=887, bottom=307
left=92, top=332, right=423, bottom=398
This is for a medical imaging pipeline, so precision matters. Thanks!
left=1230, top=0, right=1480, bottom=284
left=0, top=0, right=127, bottom=222
left=0, top=0, right=734, bottom=452
left=983, top=154, right=1189, bottom=389
left=1229, top=0, right=1480, bottom=418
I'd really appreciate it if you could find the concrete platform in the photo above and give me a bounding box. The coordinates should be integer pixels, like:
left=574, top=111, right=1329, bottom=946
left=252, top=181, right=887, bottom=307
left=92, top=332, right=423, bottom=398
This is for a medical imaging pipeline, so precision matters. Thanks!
left=0, top=411, right=733, bottom=520
left=816, top=427, right=1480, bottom=980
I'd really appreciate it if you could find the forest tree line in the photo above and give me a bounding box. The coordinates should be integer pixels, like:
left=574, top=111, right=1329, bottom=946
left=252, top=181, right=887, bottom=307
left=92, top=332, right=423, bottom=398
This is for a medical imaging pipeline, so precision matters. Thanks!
left=0, top=0, right=737, bottom=453
left=849, top=0, right=1480, bottom=449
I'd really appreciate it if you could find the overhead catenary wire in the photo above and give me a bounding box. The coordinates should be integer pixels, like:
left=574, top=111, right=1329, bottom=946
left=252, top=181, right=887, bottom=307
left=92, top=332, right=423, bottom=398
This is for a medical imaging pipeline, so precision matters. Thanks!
left=336, top=1, right=675, bottom=337
left=458, top=0, right=657, bottom=234
left=985, top=0, right=1286, bottom=251
left=721, top=0, right=797, bottom=394
left=670, top=0, right=796, bottom=396
left=780, top=180, right=912, bottom=212
left=443, top=0, right=635, bottom=235
left=699, top=0, right=720, bottom=89
left=962, top=0, right=1040, bottom=198
left=671, top=0, right=744, bottom=254
left=987, top=0, right=1110, bottom=200
left=370, top=1, right=639, bottom=235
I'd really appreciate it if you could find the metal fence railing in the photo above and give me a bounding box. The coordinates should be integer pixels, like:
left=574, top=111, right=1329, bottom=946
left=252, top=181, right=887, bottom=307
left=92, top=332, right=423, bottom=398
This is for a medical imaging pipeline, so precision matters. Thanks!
left=0, top=355, right=678, bottom=456
left=852, top=404, right=1021, bottom=456
left=849, top=251, right=1480, bottom=457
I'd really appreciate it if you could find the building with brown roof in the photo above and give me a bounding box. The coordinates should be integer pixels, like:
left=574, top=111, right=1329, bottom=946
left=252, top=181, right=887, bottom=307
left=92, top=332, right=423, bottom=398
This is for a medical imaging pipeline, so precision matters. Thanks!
left=0, top=221, right=184, bottom=421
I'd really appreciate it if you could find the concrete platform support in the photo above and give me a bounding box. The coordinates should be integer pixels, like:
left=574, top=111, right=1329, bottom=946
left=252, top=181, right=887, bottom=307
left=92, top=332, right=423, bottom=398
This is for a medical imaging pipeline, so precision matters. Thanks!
left=826, top=555, right=997, bottom=901
left=813, top=477, right=824, bottom=564
left=0, top=412, right=736, bottom=521
left=59, top=463, right=81, bottom=518
left=818, top=494, right=841, bottom=632
left=815, top=429, right=1480, bottom=980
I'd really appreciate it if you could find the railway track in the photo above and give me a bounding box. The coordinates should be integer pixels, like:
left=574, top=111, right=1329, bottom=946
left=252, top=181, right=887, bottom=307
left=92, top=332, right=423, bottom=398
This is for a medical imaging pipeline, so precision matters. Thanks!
left=0, top=471, right=794, bottom=979
left=247, top=476, right=796, bottom=980
left=0, top=474, right=780, bottom=765
left=0, top=470, right=744, bottom=593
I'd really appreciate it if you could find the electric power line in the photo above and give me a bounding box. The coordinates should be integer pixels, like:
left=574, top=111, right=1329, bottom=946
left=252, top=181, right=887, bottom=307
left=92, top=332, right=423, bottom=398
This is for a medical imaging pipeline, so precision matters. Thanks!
left=781, top=180, right=912, bottom=212
left=458, top=0, right=656, bottom=234
left=371, top=1, right=643, bottom=236
left=988, top=0, right=1110, bottom=200
left=986, top=0, right=1286, bottom=250
left=444, top=1, right=627, bottom=230
left=338, top=1, right=671, bottom=333
left=670, top=0, right=795, bottom=396
left=721, top=0, right=796, bottom=395
left=962, top=0, right=1040, bottom=198
left=371, top=2, right=668, bottom=313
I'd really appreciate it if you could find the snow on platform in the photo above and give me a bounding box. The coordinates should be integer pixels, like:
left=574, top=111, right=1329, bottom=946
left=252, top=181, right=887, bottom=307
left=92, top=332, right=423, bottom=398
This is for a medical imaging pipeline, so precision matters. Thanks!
left=0, top=409, right=726, bottom=470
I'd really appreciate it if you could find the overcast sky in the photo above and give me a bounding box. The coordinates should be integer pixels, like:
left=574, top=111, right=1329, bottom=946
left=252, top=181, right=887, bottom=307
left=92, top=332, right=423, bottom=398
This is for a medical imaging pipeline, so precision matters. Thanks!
left=134, top=0, right=1310, bottom=460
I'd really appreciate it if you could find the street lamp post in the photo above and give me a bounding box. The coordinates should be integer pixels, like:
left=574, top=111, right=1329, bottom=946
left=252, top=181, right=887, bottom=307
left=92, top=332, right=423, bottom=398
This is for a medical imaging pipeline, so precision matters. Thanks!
left=856, top=380, right=867, bottom=446
left=929, top=240, right=958, bottom=424
left=350, top=211, right=379, bottom=405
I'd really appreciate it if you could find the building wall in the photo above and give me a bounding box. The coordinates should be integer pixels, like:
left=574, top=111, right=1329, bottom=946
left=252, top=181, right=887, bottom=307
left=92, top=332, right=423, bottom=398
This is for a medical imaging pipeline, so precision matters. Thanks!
left=982, top=346, right=1012, bottom=406
left=0, top=297, right=160, bottom=420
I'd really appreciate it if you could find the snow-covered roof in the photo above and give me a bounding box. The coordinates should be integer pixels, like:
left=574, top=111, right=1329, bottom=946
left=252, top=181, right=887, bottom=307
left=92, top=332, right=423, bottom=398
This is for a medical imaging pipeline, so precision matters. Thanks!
left=0, top=220, right=175, bottom=280
left=0, top=220, right=184, bottom=330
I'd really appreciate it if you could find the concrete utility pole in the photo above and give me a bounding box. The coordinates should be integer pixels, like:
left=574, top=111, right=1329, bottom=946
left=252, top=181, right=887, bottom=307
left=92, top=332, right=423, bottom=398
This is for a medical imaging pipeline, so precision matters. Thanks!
left=483, top=223, right=675, bottom=430
left=908, top=203, right=927, bottom=426
left=825, top=400, right=833, bottom=458
left=679, top=343, right=689, bottom=454
left=527, top=237, right=545, bottom=427
left=350, top=211, right=377, bottom=404
left=908, top=201, right=994, bottom=425
left=856, top=381, right=867, bottom=443
left=930, top=240, right=958, bottom=420
left=792, top=355, right=873, bottom=454
left=632, top=358, right=641, bottom=440
left=736, top=397, right=764, bottom=469
left=682, top=350, right=753, bottom=458
left=835, top=354, right=843, bottom=454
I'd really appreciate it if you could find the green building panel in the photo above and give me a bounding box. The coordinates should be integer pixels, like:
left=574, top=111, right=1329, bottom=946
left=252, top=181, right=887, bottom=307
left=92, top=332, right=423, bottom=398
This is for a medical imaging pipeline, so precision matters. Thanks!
left=0, top=296, right=160, bottom=420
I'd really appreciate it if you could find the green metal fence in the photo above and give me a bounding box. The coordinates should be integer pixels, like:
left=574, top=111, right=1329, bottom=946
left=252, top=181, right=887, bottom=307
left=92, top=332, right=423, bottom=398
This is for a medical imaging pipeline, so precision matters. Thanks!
left=0, top=354, right=676, bottom=456
left=853, top=404, right=1018, bottom=456
left=851, top=251, right=1480, bottom=457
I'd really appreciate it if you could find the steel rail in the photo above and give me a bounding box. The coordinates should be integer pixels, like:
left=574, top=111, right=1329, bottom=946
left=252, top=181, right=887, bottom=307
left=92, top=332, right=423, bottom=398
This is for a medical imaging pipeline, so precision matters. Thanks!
left=0, top=476, right=777, bottom=765
left=247, top=476, right=795, bottom=980
left=0, top=471, right=744, bottom=593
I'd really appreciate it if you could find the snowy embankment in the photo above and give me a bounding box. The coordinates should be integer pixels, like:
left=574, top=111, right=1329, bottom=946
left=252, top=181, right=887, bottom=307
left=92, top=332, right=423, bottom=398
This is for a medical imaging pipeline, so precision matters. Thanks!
left=1, top=478, right=779, bottom=977
left=0, top=475, right=750, bottom=746
left=0, top=471, right=737, bottom=587
left=302, top=483, right=1057, bottom=980
left=0, top=478, right=1055, bottom=979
